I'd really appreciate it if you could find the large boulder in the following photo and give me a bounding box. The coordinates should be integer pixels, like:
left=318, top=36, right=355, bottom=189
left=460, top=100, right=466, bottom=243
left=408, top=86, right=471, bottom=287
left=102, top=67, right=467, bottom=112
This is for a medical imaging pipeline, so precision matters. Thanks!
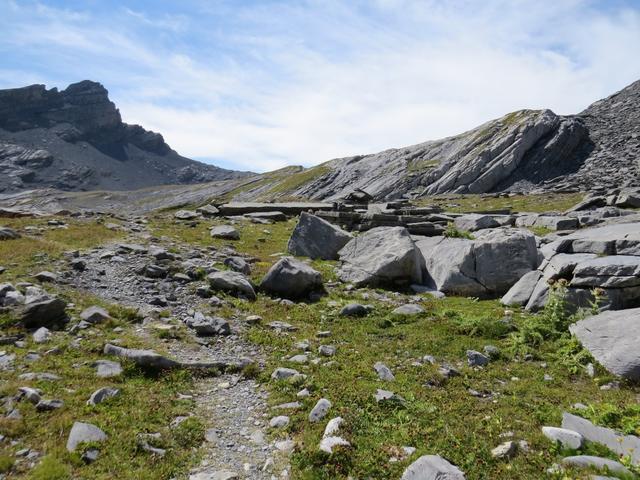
left=401, top=455, right=466, bottom=480
left=287, top=212, right=352, bottom=260
left=569, top=307, right=640, bottom=381
left=418, top=228, right=538, bottom=297
left=207, top=271, right=256, bottom=300
left=501, top=270, right=542, bottom=306
left=21, top=297, right=68, bottom=328
left=260, top=257, right=323, bottom=299
left=338, top=227, right=422, bottom=287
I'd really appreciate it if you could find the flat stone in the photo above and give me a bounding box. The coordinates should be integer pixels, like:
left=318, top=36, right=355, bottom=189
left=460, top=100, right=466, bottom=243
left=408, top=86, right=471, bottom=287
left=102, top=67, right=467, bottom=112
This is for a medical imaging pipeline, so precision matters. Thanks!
left=561, top=456, right=630, bottom=475
left=562, top=412, right=640, bottom=463
left=210, top=225, right=240, bottom=240
left=542, top=426, right=584, bottom=450
left=401, top=454, right=466, bottom=479
left=392, top=304, right=424, bottom=315
left=87, top=387, right=120, bottom=406
left=94, top=360, right=122, bottom=378
left=569, top=307, right=640, bottom=380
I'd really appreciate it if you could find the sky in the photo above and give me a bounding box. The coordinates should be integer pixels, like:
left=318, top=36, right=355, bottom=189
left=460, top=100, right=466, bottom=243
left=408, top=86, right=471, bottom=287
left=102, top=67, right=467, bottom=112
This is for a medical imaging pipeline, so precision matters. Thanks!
left=1, top=1, right=640, bottom=172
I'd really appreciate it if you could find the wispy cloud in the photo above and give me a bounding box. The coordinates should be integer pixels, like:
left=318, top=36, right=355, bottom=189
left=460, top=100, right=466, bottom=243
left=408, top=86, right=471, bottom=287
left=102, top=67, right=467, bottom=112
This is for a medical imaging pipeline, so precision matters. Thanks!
left=1, top=0, right=639, bottom=171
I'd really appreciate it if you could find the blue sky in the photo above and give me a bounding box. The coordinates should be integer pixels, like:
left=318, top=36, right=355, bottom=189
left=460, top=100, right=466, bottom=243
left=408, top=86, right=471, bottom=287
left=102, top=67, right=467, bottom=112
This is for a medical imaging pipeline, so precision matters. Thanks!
left=1, top=0, right=640, bottom=172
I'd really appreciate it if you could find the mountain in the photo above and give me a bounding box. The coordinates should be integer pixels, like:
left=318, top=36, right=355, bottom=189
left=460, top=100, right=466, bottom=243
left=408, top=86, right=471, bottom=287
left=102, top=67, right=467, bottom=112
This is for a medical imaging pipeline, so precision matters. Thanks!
left=0, top=80, right=249, bottom=192
left=232, top=79, right=639, bottom=202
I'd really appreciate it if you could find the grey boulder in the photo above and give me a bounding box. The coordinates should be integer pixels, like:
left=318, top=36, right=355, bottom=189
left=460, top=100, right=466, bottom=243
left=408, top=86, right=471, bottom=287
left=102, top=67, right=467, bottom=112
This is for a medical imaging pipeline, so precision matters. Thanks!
left=207, top=271, right=256, bottom=300
left=338, top=227, right=422, bottom=287
left=67, top=421, right=108, bottom=452
left=210, top=225, right=240, bottom=240
left=569, top=307, right=640, bottom=380
left=287, top=212, right=352, bottom=260
left=260, top=257, right=323, bottom=299
left=401, top=454, right=466, bottom=480
left=80, top=306, right=111, bottom=324
left=0, top=227, right=20, bottom=240
left=21, top=297, right=68, bottom=328
left=501, top=270, right=542, bottom=306
left=418, top=228, right=538, bottom=297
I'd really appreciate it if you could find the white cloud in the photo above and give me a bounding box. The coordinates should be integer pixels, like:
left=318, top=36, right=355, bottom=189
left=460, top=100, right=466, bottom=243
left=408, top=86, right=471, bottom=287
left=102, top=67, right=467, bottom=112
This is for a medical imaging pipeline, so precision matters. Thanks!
left=1, top=0, right=640, bottom=172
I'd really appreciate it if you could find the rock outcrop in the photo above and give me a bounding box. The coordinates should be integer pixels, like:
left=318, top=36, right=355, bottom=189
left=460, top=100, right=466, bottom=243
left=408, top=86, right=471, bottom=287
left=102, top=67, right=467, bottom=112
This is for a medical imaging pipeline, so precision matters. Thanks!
left=0, top=80, right=248, bottom=192
left=502, top=222, right=640, bottom=311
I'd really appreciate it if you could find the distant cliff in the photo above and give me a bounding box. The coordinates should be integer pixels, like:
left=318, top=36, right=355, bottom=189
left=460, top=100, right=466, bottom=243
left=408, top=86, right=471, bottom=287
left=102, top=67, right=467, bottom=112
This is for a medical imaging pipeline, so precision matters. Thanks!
left=0, top=80, right=249, bottom=192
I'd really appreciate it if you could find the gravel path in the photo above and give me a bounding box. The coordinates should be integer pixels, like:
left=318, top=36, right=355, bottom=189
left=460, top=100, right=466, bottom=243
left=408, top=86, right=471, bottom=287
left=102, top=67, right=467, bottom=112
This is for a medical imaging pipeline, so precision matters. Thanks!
left=63, top=230, right=290, bottom=479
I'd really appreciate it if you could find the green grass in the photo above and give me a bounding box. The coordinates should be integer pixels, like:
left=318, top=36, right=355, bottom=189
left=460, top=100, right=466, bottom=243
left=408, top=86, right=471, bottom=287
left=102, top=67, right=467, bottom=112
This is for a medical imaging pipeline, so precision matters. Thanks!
left=0, top=292, right=199, bottom=479
left=263, top=164, right=330, bottom=199
left=416, top=192, right=584, bottom=214
left=3, top=201, right=637, bottom=480
left=0, top=216, right=124, bottom=280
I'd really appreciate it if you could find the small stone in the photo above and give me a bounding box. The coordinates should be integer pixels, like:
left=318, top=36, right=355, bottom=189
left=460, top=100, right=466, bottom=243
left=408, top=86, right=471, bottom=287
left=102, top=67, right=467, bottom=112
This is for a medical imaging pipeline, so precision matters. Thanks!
left=32, top=327, right=51, bottom=344
left=309, top=398, right=332, bottom=422
left=374, top=389, right=405, bottom=404
left=467, top=350, right=490, bottom=367
left=271, top=367, right=300, bottom=380
left=66, top=422, right=108, bottom=452
left=491, top=441, right=517, bottom=459
left=374, top=362, right=395, bottom=381
left=87, top=387, right=120, bottom=406
left=36, top=399, right=64, bottom=411
left=339, top=303, right=371, bottom=317
left=270, top=416, right=290, bottom=428
left=318, top=345, right=336, bottom=357
left=81, top=448, right=100, bottom=464
left=392, top=304, right=424, bottom=315
left=80, top=306, right=112, bottom=324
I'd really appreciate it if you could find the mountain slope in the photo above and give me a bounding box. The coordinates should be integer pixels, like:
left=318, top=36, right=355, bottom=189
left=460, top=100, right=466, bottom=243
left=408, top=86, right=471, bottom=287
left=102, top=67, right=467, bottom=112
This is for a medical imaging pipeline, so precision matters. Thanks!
left=0, top=80, right=249, bottom=192
left=243, top=80, right=639, bottom=201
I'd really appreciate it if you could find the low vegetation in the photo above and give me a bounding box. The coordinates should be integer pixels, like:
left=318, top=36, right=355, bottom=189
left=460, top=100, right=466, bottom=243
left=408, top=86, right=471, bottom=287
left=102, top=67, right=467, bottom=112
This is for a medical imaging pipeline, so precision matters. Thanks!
left=2, top=195, right=638, bottom=479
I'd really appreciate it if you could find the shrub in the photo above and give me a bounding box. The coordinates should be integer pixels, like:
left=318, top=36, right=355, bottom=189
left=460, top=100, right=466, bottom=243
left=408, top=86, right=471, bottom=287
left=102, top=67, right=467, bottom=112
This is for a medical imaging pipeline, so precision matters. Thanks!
left=443, top=223, right=474, bottom=239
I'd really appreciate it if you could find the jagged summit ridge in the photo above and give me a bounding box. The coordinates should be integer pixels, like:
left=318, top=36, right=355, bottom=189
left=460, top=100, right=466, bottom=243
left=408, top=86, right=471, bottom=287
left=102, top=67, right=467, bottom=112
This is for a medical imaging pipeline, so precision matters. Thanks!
left=250, top=79, right=639, bottom=201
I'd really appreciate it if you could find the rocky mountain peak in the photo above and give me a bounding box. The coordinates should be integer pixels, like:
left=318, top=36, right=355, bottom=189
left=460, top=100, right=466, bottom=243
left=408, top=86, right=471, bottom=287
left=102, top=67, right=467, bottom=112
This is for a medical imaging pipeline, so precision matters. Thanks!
left=0, top=80, right=249, bottom=192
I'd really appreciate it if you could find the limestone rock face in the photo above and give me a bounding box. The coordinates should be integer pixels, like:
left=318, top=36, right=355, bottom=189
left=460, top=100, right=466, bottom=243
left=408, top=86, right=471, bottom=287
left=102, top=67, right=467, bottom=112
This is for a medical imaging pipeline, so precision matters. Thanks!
left=338, top=227, right=422, bottom=287
left=506, top=222, right=640, bottom=311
